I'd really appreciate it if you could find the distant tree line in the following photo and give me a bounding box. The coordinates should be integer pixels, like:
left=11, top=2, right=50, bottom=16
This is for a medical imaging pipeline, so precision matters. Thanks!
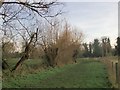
left=78, top=37, right=117, bottom=58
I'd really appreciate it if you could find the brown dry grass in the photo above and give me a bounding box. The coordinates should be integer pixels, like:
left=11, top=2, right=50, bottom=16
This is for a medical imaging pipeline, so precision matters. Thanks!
left=100, top=56, right=118, bottom=88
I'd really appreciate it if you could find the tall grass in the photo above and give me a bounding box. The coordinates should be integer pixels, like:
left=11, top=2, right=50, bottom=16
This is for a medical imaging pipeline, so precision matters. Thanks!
left=3, top=58, right=49, bottom=77
left=100, top=56, right=118, bottom=88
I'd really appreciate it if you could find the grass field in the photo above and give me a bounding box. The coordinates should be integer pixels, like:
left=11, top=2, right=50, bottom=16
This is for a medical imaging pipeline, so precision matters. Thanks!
left=2, top=58, right=111, bottom=88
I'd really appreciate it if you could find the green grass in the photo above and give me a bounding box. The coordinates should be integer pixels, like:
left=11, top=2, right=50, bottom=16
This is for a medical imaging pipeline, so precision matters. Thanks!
left=6, top=58, right=44, bottom=68
left=3, top=58, right=111, bottom=88
left=4, top=58, right=45, bottom=74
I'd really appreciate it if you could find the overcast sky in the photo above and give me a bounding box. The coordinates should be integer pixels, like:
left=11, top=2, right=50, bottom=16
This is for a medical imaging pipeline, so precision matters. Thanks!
left=62, top=2, right=118, bottom=46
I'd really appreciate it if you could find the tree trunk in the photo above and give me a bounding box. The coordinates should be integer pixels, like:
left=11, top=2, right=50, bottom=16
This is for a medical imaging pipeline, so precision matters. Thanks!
left=12, top=54, right=28, bottom=71
left=2, top=41, right=11, bottom=71
left=12, top=33, right=36, bottom=71
left=44, top=47, right=58, bottom=67
left=12, top=43, right=30, bottom=72
left=2, top=59, right=11, bottom=71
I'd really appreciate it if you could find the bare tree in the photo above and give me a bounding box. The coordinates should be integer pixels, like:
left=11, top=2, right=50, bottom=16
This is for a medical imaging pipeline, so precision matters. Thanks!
left=101, top=37, right=112, bottom=57
left=42, top=21, right=84, bottom=67
left=0, top=0, right=83, bottom=71
left=0, top=0, right=64, bottom=71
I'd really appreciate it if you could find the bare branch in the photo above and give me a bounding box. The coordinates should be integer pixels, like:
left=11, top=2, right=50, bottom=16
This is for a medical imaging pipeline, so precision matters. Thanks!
left=16, top=19, right=31, bottom=37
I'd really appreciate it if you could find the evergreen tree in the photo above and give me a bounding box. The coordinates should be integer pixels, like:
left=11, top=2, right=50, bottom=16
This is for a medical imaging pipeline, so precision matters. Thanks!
left=93, top=39, right=102, bottom=57
left=107, top=38, right=112, bottom=55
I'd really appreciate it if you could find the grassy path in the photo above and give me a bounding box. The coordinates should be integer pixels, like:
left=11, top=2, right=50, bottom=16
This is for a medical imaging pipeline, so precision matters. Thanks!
left=3, top=59, right=111, bottom=88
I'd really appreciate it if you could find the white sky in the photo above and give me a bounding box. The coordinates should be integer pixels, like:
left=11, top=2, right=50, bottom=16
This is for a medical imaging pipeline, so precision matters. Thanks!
left=61, top=2, right=118, bottom=47
left=0, top=0, right=119, bottom=48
